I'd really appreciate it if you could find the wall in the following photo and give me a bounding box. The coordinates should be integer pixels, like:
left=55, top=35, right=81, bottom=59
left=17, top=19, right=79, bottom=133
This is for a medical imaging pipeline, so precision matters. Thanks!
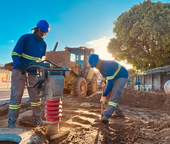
left=133, top=66, right=170, bottom=91
left=0, top=68, right=11, bottom=91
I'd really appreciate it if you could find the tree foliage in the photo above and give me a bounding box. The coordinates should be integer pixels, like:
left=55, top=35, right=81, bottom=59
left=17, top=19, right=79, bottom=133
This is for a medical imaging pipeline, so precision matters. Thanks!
left=107, top=0, right=170, bottom=71
left=128, top=69, right=135, bottom=74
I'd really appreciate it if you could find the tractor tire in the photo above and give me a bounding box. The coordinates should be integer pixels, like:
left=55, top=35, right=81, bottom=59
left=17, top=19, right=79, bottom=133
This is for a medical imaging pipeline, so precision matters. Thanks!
left=87, top=76, right=97, bottom=96
left=73, top=77, right=87, bottom=97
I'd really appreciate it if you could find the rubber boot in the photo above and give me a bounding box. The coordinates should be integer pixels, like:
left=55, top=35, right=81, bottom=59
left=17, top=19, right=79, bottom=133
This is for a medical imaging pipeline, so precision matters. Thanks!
left=8, top=123, right=16, bottom=128
left=101, top=116, right=109, bottom=124
left=111, top=109, right=125, bottom=118
left=33, top=116, right=47, bottom=126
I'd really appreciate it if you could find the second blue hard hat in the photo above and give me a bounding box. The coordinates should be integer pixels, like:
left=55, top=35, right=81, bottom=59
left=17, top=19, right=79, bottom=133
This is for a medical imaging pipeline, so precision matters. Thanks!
left=37, top=20, right=50, bottom=33
left=88, top=54, right=99, bottom=68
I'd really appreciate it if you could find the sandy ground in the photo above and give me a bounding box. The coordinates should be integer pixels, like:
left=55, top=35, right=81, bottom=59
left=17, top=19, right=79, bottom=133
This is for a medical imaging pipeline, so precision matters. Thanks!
left=0, top=87, right=170, bottom=144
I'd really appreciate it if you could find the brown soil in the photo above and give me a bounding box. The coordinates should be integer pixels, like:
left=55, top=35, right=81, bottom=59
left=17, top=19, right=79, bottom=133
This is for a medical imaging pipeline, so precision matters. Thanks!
left=0, top=87, right=170, bottom=144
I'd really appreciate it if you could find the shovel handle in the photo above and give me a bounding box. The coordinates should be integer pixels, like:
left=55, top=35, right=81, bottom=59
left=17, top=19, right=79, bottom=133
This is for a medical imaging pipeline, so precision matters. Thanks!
left=101, top=102, right=104, bottom=118
left=101, top=103, right=104, bottom=115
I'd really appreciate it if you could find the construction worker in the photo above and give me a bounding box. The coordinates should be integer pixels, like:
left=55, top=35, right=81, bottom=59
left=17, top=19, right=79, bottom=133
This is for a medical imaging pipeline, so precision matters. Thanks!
left=8, top=20, right=50, bottom=128
left=137, top=76, right=141, bottom=85
left=126, top=79, right=130, bottom=87
left=88, top=54, right=128, bottom=123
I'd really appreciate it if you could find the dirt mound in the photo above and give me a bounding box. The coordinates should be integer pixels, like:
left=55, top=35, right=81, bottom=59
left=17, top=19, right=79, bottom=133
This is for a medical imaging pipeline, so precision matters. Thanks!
left=120, top=88, right=170, bottom=112
left=76, top=87, right=170, bottom=113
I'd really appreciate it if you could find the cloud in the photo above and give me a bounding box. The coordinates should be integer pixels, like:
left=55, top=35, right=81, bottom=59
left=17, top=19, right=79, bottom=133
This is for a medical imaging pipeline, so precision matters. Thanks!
left=8, top=40, right=14, bottom=43
left=86, top=36, right=113, bottom=60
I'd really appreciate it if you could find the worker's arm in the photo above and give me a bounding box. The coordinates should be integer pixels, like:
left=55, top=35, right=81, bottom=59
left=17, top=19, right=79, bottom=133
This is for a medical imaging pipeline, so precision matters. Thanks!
left=100, top=79, right=113, bottom=104
left=103, top=79, right=114, bottom=96
left=12, top=35, right=25, bottom=66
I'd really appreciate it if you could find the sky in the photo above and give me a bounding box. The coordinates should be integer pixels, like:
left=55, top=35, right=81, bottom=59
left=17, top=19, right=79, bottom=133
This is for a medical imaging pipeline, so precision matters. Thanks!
left=0, top=0, right=169, bottom=69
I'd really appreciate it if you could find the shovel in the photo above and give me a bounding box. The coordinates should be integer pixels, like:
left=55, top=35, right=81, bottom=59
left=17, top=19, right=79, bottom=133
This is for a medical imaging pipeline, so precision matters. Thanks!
left=101, top=102, right=104, bottom=119
left=100, top=80, right=106, bottom=119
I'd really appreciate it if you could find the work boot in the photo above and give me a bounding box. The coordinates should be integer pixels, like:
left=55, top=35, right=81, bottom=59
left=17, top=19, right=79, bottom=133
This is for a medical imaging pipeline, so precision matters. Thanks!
left=8, top=123, right=16, bottom=128
left=33, top=116, right=47, bottom=126
left=101, top=117, right=109, bottom=124
left=111, top=110, right=125, bottom=118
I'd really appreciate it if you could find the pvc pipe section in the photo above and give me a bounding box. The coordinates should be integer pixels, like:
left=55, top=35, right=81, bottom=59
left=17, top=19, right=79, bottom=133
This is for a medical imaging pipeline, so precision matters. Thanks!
left=0, top=133, right=22, bottom=143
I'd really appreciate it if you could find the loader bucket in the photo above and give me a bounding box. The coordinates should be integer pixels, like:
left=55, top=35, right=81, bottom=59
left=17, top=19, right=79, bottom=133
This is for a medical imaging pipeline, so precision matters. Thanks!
left=45, top=51, right=70, bottom=68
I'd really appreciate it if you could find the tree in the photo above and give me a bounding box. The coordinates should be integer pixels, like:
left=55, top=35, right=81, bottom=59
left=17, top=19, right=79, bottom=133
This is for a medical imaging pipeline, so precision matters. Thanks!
left=128, top=69, right=135, bottom=74
left=107, top=0, right=170, bottom=71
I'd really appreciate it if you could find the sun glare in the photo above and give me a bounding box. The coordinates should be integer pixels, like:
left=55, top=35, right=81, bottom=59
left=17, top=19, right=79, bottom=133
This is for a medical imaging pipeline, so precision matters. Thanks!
left=86, top=36, right=133, bottom=70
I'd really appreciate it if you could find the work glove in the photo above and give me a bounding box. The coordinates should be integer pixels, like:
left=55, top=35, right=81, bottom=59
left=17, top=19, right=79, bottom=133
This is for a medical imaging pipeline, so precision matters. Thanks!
left=17, top=64, right=25, bottom=75
left=100, top=96, right=106, bottom=104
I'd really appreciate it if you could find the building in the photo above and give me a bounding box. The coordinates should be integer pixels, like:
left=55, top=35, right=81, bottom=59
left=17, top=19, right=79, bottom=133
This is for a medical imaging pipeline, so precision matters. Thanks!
left=0, top=64, right=11, bottom=91
left=134, top=65, right=170, bottom=91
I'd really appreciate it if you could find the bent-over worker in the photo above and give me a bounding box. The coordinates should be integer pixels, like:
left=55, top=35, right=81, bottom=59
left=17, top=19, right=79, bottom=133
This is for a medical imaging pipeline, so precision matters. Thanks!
left=88, top=54, right=128, bottom=123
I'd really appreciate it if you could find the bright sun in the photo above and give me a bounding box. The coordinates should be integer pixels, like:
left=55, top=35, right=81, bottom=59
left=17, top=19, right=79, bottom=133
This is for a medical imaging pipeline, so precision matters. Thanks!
left=86, top=36, right=133, bottom=70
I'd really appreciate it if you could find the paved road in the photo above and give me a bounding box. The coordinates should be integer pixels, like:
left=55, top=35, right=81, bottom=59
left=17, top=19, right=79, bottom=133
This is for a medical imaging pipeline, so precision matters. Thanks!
left=0, top=90, right=29, bottom=105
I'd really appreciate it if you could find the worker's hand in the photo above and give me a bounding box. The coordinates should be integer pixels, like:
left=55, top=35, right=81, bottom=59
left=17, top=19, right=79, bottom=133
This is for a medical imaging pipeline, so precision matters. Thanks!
left=100, top=96, right=106, bottom=104
left=17, top=64, right=25, bottom=75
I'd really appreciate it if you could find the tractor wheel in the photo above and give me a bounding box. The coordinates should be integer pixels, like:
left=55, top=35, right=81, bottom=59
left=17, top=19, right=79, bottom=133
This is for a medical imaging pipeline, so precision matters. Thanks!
left=73, top=77, right=87, bottom=97
left=87, top=76, right=97, bottom=96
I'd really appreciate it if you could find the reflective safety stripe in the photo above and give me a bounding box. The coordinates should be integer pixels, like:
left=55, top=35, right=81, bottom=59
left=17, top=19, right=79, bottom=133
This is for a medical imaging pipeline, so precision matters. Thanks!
left=12, top=51, right=41, bottom=61
left=11, top=52, right=21, bottom=57
left=107, top=64, right=121, bottom=80
left=21, top=53, right=41, bottom=61
left=108, top=101, right=117, bottom=107
left=31, top=102, right=41, bottom=106
left=9, top=104, right=21, bottom=109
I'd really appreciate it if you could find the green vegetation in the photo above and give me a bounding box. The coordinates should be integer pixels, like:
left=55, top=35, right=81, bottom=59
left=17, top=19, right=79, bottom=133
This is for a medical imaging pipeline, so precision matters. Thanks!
left=108, top=0, right=170, bottom=71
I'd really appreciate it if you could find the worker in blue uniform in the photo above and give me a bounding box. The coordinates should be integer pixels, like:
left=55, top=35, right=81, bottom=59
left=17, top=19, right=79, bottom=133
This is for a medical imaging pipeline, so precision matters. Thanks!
left=88, top=54, right=128, bottom=123
left=126, top=79, right=130, bottom=87
left=8, top=20, right=50, bottom=128
left=137, top=76, right=141, bottom=85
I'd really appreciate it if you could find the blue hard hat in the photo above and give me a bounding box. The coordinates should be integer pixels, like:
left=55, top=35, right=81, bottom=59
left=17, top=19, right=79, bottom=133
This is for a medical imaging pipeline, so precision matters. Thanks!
left=88, top=54, right=99, bottom=68
left=37, top=20, right=50, bottom=33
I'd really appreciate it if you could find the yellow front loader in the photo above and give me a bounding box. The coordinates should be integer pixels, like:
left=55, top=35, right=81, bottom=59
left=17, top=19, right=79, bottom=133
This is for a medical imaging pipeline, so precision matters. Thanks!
left=46, top=46, right=100, bottom=97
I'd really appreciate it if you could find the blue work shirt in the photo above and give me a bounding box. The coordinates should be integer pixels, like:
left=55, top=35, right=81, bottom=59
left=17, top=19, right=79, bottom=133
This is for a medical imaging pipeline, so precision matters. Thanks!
left=12, top=33, right=47, bottom=73
left=99, top=60, right=128, bottom=96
